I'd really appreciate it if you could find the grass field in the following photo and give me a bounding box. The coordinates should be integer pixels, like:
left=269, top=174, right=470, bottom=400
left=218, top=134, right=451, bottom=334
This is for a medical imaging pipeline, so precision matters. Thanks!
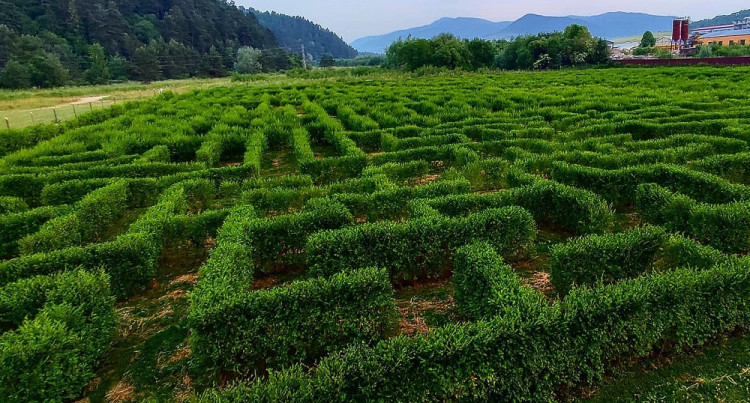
left=0, top=67, right=749, bottom=402
left=0, top=78, right=234, bottom=129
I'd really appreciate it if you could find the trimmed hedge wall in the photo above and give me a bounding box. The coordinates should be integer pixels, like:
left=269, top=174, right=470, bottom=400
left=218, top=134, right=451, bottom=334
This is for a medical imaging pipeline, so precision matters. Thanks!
left=550, top=226, right=667, bottom=295
left=307, top=207, right=537, bottom=281
left=551, top=162, right=750, bottom=206
left=192, top=268, right=395, bottom=376
left=453, top=242, right=545, bottom=321
left=636, top=183, right=750, bottom=253
left=0, top=196, right=28, bottom=215
left=690, top=152, right=750, bottom=184
left=424, top=176, right=612, bottom=234
left=0, top=270, right=115, bottom=402
left=0, top=180, right=199, bottom=298
left=550, top=225, right=731, bottom=295
left=19, top=180, right=130, bottom=255
left=0, top=205, right=74, bottom=259
left=237, top=200, right=354, bottom=271
left=210, top=258, right=750, bottom=402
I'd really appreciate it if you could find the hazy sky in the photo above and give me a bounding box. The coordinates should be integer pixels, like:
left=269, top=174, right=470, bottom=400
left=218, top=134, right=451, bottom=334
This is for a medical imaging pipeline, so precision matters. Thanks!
left=240, top=1, right=745, bottom=42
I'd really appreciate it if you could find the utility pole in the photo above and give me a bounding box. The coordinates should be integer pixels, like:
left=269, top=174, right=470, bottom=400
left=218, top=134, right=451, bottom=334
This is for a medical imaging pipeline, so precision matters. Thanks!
left=301, top=45, right=307, bottom=69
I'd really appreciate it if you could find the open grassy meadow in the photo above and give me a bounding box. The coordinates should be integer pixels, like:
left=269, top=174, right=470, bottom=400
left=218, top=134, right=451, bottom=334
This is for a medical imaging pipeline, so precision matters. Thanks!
left=0, top=67, right=748, bottom=401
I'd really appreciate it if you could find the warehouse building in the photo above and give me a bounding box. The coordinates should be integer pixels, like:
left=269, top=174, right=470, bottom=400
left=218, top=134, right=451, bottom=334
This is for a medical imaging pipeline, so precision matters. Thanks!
left=696, top=18, right=750, bottom=46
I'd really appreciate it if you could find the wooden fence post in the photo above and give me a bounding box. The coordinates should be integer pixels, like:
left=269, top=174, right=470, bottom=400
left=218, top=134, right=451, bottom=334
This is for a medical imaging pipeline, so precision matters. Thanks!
left=73, top=104, right=77, bottom=118
left=30, top=112, right=35, bottom=125
left=53, top=108, right=59, bottom=123
left=4, top=117, right=9, bottom=130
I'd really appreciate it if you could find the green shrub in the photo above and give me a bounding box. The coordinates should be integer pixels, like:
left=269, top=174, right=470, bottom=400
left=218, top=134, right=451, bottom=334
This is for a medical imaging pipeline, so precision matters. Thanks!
left=191, top=268, right=395, bottom=376
left=551, top=162, right=750, bottom=206
left=40, top=178, right=111, bottom=206
left=0, top=232, right=158, bottom=299
left=426, top=177, right=612, bottom=234
left=0, top=205, right=73, bottom=259
left=636, top=183, right=750, bottom=253
left=0, top=270, right=115, bottom=402
left=19, top=180, right=130, bottom=254
left=308, top=207, right=536, bottom=281
left=214, top=259, right=749, bottom=402
left=550, top=226, right=668, bottom=295
left=0, top=196, right=28, bottom=215
left=240, top=201, right=353, bottom=271
left=453, top=242, right=546, bottom=320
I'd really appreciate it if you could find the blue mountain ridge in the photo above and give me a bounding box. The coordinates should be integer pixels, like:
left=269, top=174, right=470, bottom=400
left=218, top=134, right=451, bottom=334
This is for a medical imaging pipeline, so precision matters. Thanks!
left=351, top=12, right=677, bottom=54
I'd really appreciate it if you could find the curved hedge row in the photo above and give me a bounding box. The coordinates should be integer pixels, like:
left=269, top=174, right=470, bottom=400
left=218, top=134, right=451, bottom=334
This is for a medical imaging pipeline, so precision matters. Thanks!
left=551, top=162, right=750, bottom=206
left=210, top=257, right=750, bottom=402
left=636, top=183, right=750, bottom=253
left=0, top=270, right=115, bottom=402
left=307, top=207, right=537, bottom=281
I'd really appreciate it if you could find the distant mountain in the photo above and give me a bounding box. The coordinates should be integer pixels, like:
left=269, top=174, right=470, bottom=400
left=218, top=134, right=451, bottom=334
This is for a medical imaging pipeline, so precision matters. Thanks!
left=244, top=8, right=358, bottom=60
left=487, top=14, right=590, bottom=39
left=350, top=17, right=512, bottom=54
left=692, top=10, right=750, bottom=29
left=351, top=12, right=676, bottom=54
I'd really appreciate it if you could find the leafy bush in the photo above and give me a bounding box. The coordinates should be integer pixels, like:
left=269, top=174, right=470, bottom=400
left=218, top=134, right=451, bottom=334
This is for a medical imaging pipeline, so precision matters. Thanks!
left=549, top=226, right=668, bottom=295
left=191, top=268, right=395, bottom=376
left=308, top=207, right=536, bottom=281
left=453, top=242, right=545, bottom=320
left=0, top=270, right=115, bottom=402
left=636, top=183, right=750, bottom=253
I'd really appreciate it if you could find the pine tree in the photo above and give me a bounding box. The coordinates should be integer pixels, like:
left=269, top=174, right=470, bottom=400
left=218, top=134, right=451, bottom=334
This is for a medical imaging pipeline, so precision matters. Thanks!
left=319, top=54, right=335, bottom=68
left=202, top=46, right=226, bottom=77
left=131, top=45, right=160, bottom=83
left=84, top=43, right=111, bottom=85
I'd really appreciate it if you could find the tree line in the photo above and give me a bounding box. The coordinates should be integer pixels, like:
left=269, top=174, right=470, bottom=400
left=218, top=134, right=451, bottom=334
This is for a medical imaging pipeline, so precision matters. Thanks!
left=385, top=25, right=611, bottom=71
left=0, top=0, right=304, bottom=88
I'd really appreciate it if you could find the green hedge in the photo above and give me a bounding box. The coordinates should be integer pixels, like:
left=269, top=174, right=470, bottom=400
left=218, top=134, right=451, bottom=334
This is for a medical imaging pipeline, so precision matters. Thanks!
left=0, top=196, right=28, bottom=215
left=425, top=176, right=612, bottom=234
left=370, top=144, right=458, bottom=166
left=636, top=183, right=750, bottom=253
left=372, top=161, right=430, bottom=183
left=689, top=152, right=750, bottom=185
left=453, top=242, right=546, bottom=321
left=238, top=200, right=353, bottom=271
left=550, top=226, right=668, bottom=295
left=308, top=207, right=536, bottom=281
left=191, top=268, right=395, bottom=377
left=0, top=205, right=73, bottom=259
left=165, top=209, right=232, bottom=245
left=300, top=155, right=367, bottom=183
left=0, top=233, right=158, bottom=299
left=0, top=180, right=196, bottom=298
left=211, top=258, right=750, bottom=402
left=0, top=270, right=115, bottom=402
left=0, top=174, right=45, bottom=206
left=551, top=162, right=750, bottom=206
left=40, top=178, right=111, bottom=206
left=329, top=179, right=471, bottom=221
left=291, top=128, right=316, bottom=166
left=381, top=132, right=470, bottom=152
left=244, top=131, right=267, bottom=178
left=19, top=180, right=130, bottom=255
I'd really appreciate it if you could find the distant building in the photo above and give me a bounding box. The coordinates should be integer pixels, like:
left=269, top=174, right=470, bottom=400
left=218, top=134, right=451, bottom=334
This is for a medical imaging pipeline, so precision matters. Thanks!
left=695, top=18, right=750, bottom=46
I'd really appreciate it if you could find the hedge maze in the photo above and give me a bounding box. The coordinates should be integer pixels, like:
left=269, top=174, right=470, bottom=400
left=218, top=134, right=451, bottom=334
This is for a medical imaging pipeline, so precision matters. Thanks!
left=1, top=67, right=749, bottom=400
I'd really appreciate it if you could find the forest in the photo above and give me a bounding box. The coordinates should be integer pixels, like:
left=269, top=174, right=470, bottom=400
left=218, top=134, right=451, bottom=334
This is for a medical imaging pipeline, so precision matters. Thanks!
left=0, top=0, right=351, bottom=88
left=246, top=8, right=358, bottom=60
